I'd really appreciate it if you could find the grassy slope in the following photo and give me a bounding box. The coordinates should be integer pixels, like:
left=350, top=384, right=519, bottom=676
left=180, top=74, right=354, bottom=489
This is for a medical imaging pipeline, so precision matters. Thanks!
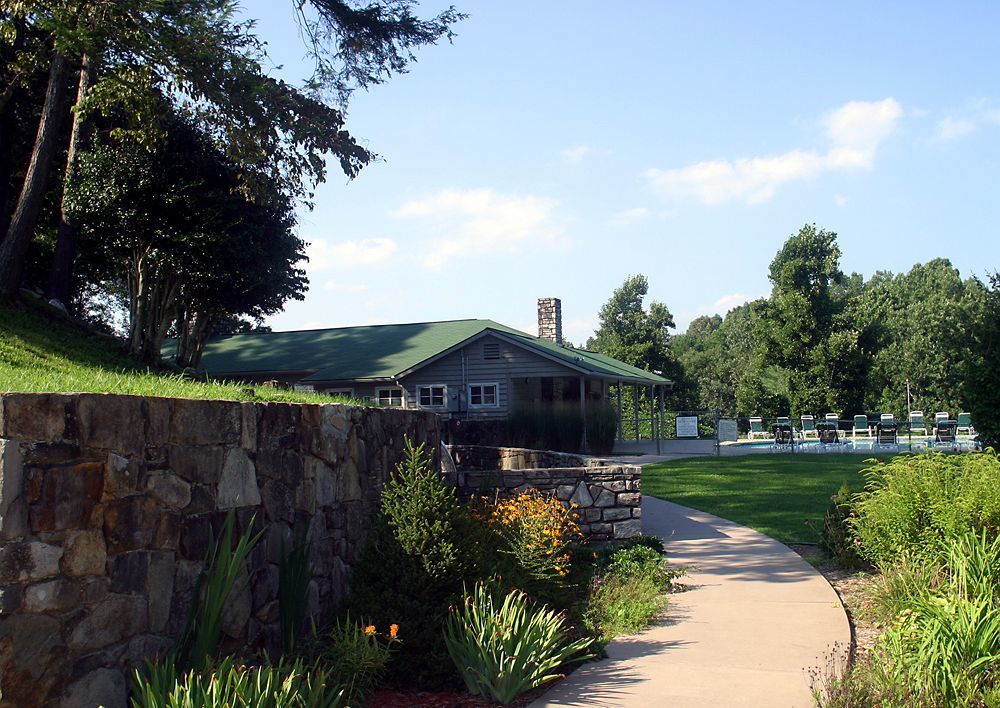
left=642, top=454, right=895, bottom=543
left=0, top=303, right=356, bottom=405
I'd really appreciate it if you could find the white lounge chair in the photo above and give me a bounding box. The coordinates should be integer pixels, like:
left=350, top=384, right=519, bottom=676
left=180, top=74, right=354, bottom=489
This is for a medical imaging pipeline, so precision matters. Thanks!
left=880, top=413, right=894, bottom=425
left=748, top=417, right=769, bottom=440
left=852, top=414, right=870, bottom=439
left=935, top=411, right=949, bottom=425
left=800, top=415, right=817, bottom=438
left=909, top=411, right=927, bottom=436
left=957, top=412, right=974, bottom=436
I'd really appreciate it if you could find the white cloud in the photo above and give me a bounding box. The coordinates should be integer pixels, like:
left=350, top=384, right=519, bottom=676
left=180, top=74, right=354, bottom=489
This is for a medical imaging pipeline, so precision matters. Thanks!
left=646, top=98, right=902, bottom=205
left=305, top=237, right=397, bottom=270
left=834, top=194, right=849, bottom=208
left=823, top=98, right=902, bottom=158
left=934, top=101, right=1000, bottom=142
left=394, top=188, right=566, bottom=270
left=561, top=144, right=591, bottom=163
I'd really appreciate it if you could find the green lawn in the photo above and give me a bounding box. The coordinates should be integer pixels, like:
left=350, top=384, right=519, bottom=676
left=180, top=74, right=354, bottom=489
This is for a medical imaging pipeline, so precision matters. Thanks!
left=0, top=302, right=359, bottom=405
left=642, top=454, right=896, bottom=543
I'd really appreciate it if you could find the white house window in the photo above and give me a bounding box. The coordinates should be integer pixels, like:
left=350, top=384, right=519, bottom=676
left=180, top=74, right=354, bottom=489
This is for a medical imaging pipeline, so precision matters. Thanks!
left=418, top=385, right=446, bottom=407
left=376, top=388, right=403, bottom=407
left=469, top=383, right=498, bottom=407
left=483, top=342, right=500, bottom=360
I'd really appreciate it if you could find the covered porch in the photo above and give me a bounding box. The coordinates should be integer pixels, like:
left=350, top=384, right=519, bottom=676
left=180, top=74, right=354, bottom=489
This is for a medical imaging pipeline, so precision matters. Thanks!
left=509, top=374, right=672, bottom=453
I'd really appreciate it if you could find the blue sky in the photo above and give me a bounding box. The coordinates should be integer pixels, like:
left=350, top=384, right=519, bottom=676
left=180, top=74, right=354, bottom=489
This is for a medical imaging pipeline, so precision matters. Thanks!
left=244, top=1, right=1000, bottom=343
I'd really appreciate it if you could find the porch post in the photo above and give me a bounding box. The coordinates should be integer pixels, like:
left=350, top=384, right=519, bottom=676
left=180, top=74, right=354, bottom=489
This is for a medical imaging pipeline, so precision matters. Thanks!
left=579, top=376, right=587, bottom=452
left=617, top=380, right=623, bottom=441
left=655, top=385, right=662, bottom=455
left=633, top=382, right=640, bottom=440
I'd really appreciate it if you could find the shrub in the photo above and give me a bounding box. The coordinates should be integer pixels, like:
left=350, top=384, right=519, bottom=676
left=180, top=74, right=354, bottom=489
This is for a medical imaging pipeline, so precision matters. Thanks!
left=848, top=532, right=1000, bottom=705
left=442, top=582, right=594, bottom=704
left=583, top=544, right=676, bottom=641
left=477, top=488, right=580, bottom=596
left=851, top=451, right=1000, bottom=567
left=818, top=483, right=863, bottom=569
left=300, top=617, right=399, bottom=705
left=346, top=439, right=485, bottom=687
left=585, top=403, right=618, bottom=456
left=506, top=403, right=585, bottom=453
left=131, top=655, right=347, bottom=708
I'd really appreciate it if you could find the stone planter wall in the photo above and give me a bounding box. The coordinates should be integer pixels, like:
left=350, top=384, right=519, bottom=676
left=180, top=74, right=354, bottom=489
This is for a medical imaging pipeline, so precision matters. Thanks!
left=449, top=445, right=613, bottom=471
left=0, top=393, right=439, bottom=708
left=454, top=465, right=642, bottom=543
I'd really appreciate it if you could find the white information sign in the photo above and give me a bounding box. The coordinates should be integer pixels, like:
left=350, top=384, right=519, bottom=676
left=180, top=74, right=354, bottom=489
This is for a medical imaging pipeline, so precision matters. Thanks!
left=717, top=418, right=739, bottom=443
left=676, top=415, right=699, bottom=438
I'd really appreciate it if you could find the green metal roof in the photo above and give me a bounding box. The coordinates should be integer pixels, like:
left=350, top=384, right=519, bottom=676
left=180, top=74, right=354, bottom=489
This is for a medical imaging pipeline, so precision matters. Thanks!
left=194, top=318, right=670, bottom=385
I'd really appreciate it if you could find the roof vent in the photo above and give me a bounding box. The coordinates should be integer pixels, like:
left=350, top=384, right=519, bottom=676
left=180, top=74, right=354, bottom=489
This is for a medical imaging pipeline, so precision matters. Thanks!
left=483, top=342, right=500, bottom=360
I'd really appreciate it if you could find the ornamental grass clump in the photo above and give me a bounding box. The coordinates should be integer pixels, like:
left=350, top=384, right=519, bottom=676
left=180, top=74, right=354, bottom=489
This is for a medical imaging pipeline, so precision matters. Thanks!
left=131, top=655, right=348, bottom=708
left=443, top=581, right=594, bottom=704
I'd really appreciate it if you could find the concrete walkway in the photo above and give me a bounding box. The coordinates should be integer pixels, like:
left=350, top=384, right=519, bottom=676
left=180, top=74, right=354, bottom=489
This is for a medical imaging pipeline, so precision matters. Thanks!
left=534, top=497, right=850, bottom=707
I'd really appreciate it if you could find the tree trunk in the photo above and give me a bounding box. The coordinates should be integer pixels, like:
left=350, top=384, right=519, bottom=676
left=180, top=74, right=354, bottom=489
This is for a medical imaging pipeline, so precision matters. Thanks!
left=0, top=52, right=69, bottom=299
left=0, top=86, right=15, bottom=240
left=175, top=308, right=214, bottom=369
left=47, top=53, right=94, bottom=307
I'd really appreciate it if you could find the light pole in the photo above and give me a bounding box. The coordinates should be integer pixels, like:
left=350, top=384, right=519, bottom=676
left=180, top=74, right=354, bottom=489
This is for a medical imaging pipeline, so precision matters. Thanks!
left=906, top=379, right=912, bottom=450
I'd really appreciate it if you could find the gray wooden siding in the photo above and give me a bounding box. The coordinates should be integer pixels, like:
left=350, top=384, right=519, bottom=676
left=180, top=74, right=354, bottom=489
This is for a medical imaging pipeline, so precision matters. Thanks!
left=399, top=334, right=586, bottom=417
left=311, top=335, right=609, bottom=416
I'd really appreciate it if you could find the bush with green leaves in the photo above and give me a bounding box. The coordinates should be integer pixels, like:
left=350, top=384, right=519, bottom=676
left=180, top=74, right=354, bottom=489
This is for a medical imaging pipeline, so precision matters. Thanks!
left=818, top=531, right=1000, bottom=706
left=131, top=655, right=347, bottom=708
left=818, top=483, right=863, bottom=569
left=851, top=451, right=1000, bottom=567
left=299, top=617, right=399, bottom=705
left=346, top=439, right=486, bottom=687
left=583, top=543, right=677, bottom=642
left=869, top=531, right=1000, bottom=704
left=443, top=581, right=594, bottom=705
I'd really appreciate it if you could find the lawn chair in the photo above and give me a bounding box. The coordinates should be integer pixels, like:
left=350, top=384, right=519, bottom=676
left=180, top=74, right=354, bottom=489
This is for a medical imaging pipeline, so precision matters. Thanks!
left=825, top=413, right=839, bottom=425
left=817, top=422, right=839, bottom=445
left=773, top=422, right=794, bottom=448
left=934, top=420, right=958, bottom=447
left=876, top=421, right=898, bottom=446
left=800, top=415, right=818, bottom=438
left=748, top=417, right=769, bottom=440
left=852, top=414, right=870, bottom=439
left=935, top=411, right=949, bottom=426
left=880, top=413, right=894, bottom=425
left=909, top=411, right=927, bottom=436
left=957, top=412, right=974, bottom=436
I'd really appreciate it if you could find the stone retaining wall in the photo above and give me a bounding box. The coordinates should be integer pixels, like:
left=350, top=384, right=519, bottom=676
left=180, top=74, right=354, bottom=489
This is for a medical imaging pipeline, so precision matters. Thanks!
left=449, top=445, right=612, bottom=471
left=454, top=464, right=642, bottom=543
left=0, top=393, right=439, bottom=708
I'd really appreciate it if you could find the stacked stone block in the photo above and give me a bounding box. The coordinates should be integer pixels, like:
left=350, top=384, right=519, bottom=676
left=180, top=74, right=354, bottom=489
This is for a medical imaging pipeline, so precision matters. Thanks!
left=0, top=393, right=439, bottom=708
left=450, top=446, right=642, bottom=542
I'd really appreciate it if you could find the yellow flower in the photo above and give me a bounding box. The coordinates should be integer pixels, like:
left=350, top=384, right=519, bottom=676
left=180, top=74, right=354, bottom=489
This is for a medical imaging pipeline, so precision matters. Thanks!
left=364, top=625, right=376, bottom=636
left=389, top=623, right=399, bottom=639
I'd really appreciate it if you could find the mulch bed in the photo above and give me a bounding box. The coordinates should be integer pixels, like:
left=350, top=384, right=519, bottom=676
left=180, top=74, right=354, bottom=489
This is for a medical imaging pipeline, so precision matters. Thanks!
left=369, top=686, right=547, bottom=707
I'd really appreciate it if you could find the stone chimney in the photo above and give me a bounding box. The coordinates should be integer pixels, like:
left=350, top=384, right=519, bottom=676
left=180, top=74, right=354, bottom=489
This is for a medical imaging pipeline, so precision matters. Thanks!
left=537, top=297, right=563, bottom=346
